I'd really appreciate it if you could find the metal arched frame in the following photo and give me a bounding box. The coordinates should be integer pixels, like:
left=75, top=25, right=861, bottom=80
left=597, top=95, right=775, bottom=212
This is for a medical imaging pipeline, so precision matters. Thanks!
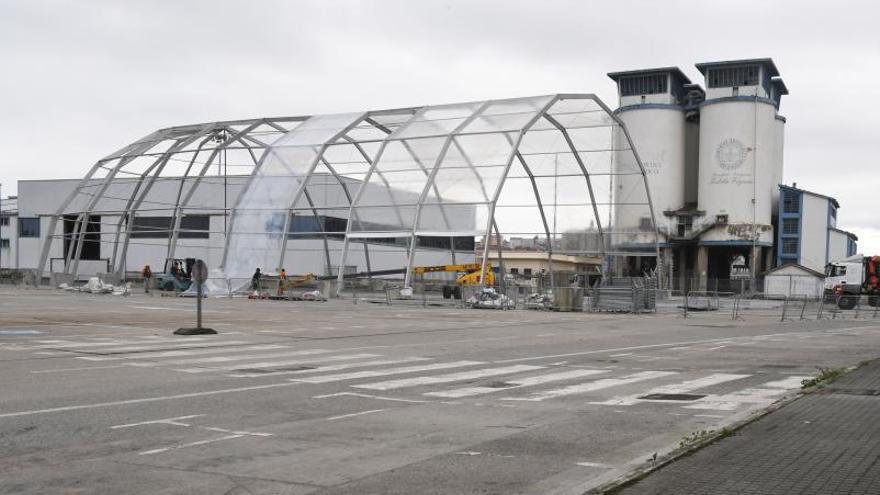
left=36, top=94, right=661, bottom=291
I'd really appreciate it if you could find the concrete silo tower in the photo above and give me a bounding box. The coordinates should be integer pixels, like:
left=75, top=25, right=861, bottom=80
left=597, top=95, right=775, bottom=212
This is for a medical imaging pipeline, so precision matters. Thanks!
left=694, top=58, right=787, bottom=289
left=607, top=67, right=690, bottom=279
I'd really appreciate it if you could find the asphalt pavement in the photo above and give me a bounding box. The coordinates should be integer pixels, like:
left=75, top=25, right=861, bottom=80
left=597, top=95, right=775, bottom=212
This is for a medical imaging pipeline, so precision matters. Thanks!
left=1, top=288, right=879, bottom=494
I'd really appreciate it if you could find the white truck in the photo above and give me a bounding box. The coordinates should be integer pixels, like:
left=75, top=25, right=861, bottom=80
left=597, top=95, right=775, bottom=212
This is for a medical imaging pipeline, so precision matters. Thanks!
left=824, top=254, right=880, bottom=309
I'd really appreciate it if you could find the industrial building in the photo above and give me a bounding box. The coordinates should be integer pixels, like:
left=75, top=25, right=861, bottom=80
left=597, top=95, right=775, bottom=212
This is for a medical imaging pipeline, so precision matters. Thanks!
left=776, top=184, right=857, bottom=272
left=608, top=57, right=858, bottom=292
left=0, top=62, right=862, bottom=295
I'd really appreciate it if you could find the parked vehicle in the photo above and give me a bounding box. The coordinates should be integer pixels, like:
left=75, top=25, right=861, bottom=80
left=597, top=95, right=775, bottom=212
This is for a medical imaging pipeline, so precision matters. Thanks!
left=824, top=254, right=880, bottom=309
left=155, top=257, right=195, bottom=292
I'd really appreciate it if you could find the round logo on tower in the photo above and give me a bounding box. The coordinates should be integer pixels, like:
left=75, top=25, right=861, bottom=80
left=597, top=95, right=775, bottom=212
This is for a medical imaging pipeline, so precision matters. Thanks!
left=715, top=138, right=747, bottom=171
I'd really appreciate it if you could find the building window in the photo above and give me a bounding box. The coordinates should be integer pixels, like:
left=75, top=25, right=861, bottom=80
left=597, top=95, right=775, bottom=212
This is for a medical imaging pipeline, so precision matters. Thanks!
left=781, top=238, right=798, bottom=255
left=131, top=215, right=209, bottom=239
left=510, top=268, right=519, bottom=275
left=782, top=218, right=799, bottom=235
left=0, top=239, right=9, bottom=249
left=523, top=268, right=533, bottom=276
left=0, top=217, right=8, bottom=226
left=619, top=74, right=668, bottom=97
left=783, top=191, right=800, bottom=214
left=677, top=215, right=693, bottom=236
left=638, top=217, right=653, bottom=230
left=707, top=65, right=759, bottom=88
left=18, top=217, right=40, bottom=237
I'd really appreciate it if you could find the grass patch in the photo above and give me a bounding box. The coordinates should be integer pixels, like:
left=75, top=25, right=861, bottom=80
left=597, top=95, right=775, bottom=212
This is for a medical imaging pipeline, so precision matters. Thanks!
left=677, top=427, right=733, bottom=450
left=801, top=367, right=847, bottom=389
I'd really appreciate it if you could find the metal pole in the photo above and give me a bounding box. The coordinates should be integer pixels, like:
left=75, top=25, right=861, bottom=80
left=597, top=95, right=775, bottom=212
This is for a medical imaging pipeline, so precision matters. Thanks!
left=478, top=98, right=560, bottom=288
left=196, top=282, right=202, bottom=329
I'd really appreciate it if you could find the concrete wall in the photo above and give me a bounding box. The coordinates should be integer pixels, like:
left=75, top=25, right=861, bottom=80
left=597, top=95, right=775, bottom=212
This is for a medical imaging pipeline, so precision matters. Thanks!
left=17, top=175, right=473, bottom=279
left=828, top=230, right=850, bottom=263
left=765, top=269, right=823, bottom=297
left=799, top=193, right=829, bottom=272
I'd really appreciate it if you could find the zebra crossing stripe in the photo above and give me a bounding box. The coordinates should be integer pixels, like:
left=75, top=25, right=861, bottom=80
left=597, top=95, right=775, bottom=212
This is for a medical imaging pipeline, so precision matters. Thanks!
left=71, top=340, right=251, bottom=354
left=425, top=369, right=609, bottom=398
left=226, top=357, right=431, bottom=378
left=353, top=365, right=544, bottom=391
left=174, top=353, right=381, bottom=373
left=683, top=376, right=810, bottom=411
left=161, top=348, right=336, bottom=365
left=502, top=371, right=677, bottom=402
left=591, top=373, right=751, bottom=406
left=292, top=361, right=486, bottom=384
left=39, top=338, right=208, bottom=349
left=76, top=344, right=289, bottom=361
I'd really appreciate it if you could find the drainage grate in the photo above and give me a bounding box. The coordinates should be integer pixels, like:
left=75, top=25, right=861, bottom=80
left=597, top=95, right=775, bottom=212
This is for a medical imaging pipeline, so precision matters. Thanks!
left=638, top=393, right=706, bottom=401
left=485, top=381, right=516, bottom=389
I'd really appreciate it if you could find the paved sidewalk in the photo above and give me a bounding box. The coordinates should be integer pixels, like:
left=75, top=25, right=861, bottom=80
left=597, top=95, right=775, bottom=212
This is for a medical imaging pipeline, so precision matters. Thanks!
left=614, top=359, right=880, bottom=495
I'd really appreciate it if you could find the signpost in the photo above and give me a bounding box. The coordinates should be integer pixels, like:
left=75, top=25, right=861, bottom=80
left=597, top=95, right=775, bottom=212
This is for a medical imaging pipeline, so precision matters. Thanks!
left=174, top=259, right=216, bottom=335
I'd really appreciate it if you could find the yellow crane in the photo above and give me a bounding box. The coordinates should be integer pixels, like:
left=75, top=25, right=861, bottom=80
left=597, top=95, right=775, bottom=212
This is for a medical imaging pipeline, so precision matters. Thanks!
left=412, top=263, right=495, bottom=286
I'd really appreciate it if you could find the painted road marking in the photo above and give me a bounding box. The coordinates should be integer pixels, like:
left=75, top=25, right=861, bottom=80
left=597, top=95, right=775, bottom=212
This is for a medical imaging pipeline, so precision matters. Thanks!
left=138, top=434, right=245, bottom=455
left=353, top=365, right=544, bottom=391
left=80, top=340, right=250, bottom=354
left=503, top=371, right=677, bottom=402
left=112, top=414, right=206, bottom=429
left=425, top=369, right=609, bottom=398
left=32, top=364, right=132, bottom=374
left=0, top=381, right=302, bottom=419
left=293, top=361, right=486, bottom=384
left=227, top=357, right=431, bottom=378
left=313, top=392, right=436, bottom=404
left=174, top=353, right=381, bottom=373
left=325, top=409, right=386, bottom=421
left=490, top=329, right=877, bottom=364
left=160, top=348, right=335, bottom=365
left=37, top=337, right=207, bottom=349
left=684, top=376, right=810, bottom=411
left=591, top=373, right=751, bottom=406
left=76, top=344, right=289, bottom=361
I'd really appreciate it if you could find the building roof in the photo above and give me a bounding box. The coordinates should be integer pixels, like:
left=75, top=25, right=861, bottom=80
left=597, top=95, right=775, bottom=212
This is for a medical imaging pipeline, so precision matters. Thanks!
left=771, top=77, right=789, bottom=95
left=695, top=58, right=780, bottom=78
left=779, top=183, right=840, bottom=209
left=763, top=262, right=825, bottom=278
left=829, top=227, right=859, bottom=241
left=607, top=66, right=691, bottom=84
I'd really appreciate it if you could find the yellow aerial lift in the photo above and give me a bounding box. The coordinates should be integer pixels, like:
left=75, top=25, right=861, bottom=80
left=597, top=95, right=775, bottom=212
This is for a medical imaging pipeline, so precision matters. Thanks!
left=412, top=263, right=495, bottom=299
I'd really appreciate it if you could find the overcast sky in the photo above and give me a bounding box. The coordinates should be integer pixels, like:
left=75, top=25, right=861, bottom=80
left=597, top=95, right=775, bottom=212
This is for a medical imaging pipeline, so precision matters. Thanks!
left=2, top=0, right=879, bottom=251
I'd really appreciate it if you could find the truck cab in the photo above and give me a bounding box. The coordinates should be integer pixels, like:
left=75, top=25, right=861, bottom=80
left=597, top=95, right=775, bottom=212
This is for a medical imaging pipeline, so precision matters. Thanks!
left=824, top=260, right=863, bottom=295
left=824, top=255, right=880, bottom=309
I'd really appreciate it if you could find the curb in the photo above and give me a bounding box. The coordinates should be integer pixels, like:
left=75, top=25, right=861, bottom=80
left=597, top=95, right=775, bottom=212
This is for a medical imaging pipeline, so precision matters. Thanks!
left=588, top=390, right=803, bottom=494
left=591, top=361, right=869, bottom=494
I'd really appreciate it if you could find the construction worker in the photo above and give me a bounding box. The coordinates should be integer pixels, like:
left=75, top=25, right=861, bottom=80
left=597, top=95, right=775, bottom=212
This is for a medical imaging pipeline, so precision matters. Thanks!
left=141, top=265, right=153, bottom=294
left=277, top=268, right=287, bottom=297
left=251, top=268, right=262, bottom=292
